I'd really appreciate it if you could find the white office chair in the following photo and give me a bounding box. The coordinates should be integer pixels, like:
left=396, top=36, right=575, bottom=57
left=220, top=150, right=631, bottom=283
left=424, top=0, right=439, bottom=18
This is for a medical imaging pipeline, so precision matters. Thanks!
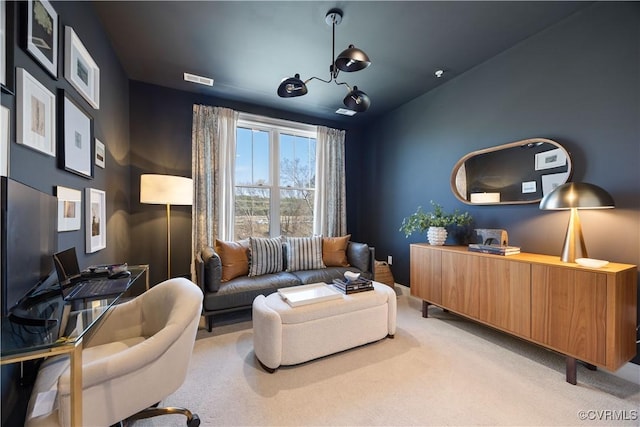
left=24, top=277, right=203, bottom=427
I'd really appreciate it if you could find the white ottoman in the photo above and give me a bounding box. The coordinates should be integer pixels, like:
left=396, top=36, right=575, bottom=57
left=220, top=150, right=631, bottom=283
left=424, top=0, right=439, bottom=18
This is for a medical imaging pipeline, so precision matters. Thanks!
left=252, top=282, right=396, bottom=372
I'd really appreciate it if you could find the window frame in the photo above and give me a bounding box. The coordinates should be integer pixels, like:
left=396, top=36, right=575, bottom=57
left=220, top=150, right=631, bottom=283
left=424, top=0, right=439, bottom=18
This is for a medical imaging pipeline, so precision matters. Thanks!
left=235, top=113, right=317, bottom=238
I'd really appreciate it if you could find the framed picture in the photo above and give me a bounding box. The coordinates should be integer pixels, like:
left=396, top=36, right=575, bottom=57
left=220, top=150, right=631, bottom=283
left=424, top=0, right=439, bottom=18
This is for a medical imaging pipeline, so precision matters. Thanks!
left=535, top=148, right=567, bottom=171
left=56, top=186, right=81, bottom=231
left=85, top=187, right=106, bottom=253
left=95, top=138, right=105, bottom=168
left=1, top=0, right=5, bottom=87
left=1, top=0, right=14, bottom=93
left=1, top=105, right=8, bottom=176
left=64, top=26, right=100, bottom=109
left=521, top=180, right=537, bottom=194
left=542, top=172, right=570, bottom=196
left=16, top=68, right=56, bottom=157
left=26, top=0, right=58, bottom=78
left=59, top=90, right=93, bottom=178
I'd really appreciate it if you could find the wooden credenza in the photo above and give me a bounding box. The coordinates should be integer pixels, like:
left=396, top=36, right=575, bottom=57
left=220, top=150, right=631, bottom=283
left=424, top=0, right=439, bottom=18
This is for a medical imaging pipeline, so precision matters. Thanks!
left=410, top=244, right=638, bottom=384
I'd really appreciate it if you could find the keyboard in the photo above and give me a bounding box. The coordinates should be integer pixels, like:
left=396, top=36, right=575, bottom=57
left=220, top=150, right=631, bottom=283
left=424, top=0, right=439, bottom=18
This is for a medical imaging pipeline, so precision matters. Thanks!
left=65, top=278, right=130, bottom=300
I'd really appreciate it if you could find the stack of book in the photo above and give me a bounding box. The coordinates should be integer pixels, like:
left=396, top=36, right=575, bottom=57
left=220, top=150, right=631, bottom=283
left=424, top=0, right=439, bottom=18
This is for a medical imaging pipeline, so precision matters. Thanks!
left=468, top=244, right=521, bottom=256
left=332, top=277, right=374, bottom=294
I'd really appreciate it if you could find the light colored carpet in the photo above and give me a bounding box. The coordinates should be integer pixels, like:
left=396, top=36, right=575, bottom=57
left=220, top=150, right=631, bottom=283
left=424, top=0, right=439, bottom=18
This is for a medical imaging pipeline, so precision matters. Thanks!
left=136, top=291, right=639, bottom=426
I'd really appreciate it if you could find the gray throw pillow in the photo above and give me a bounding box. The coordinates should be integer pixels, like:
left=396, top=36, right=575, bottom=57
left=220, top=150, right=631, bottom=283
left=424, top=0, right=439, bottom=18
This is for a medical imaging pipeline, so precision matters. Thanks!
left=249, top=236, right=283, bottom=277
left=285, top=236, right=325, bottom=272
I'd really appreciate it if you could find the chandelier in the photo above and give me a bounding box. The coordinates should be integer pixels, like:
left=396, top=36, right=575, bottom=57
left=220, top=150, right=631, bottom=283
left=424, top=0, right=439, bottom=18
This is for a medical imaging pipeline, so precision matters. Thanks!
left=277, top=8, right=371, bottom=113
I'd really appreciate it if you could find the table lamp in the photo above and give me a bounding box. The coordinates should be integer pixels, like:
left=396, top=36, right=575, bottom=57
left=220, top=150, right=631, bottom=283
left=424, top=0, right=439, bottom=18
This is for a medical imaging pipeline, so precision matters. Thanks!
left=140, top=174, right=193, bottom=278
left=539, top=182, right=614, bottom=263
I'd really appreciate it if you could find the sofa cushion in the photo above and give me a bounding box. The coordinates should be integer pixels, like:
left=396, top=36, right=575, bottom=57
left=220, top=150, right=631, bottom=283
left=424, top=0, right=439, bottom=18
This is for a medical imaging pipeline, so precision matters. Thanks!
left=292, top=267, right=368, bottom=285
left=249, top=236, right=284, bottom=277
left=215, top=239, right=250, bottom=282
left=203, top=272, right=300, bottom=312
left=322, top=235, right=351, bottom=267
left=347, top=242, right=370, bottom=272
left=285, top=236, right=325, bottom=272
left=201, top=247, right=222, bottom=292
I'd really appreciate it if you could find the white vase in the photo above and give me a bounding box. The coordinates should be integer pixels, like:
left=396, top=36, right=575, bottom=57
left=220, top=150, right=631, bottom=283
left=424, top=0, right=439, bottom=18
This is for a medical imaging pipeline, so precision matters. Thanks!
left=427, top=226, right=448, bottom=245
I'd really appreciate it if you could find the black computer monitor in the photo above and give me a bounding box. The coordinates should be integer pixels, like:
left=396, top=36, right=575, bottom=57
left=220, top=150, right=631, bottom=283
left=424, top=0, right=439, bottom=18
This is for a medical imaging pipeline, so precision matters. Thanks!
left=1, top=177, right=57, bottom=317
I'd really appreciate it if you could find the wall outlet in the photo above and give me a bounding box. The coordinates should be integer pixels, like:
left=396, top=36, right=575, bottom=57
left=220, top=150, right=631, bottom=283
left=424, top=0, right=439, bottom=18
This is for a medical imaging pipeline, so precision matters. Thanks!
left=387, top=255, right=393, bottom=265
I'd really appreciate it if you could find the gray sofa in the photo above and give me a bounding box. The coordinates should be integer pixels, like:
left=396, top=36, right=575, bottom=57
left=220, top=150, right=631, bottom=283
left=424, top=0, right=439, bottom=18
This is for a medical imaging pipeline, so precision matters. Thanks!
left=195, top=241, right=375, bottom=331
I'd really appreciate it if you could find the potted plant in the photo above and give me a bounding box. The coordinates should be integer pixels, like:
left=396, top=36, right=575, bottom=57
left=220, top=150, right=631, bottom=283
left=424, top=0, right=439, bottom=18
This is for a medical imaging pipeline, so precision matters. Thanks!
left=400, top=201, right=473, bottom=245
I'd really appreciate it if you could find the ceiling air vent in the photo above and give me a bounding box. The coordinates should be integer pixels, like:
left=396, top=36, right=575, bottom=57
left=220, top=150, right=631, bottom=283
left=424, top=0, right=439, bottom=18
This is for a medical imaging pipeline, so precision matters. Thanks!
left=335, top=108, right=356, bottom=116
left=183, top=72, right=214, bottom=86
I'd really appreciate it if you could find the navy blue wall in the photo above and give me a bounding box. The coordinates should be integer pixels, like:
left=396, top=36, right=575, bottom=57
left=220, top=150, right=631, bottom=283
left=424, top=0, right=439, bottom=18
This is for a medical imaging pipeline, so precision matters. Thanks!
left=355, top=3, right=639, bottom=363
left=358, top=2, right=639, bottom=286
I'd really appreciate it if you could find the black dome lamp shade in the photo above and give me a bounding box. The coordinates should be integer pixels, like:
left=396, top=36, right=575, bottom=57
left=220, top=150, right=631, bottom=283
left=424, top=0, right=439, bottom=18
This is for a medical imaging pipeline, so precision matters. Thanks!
left=276, top=9, right=371, bottom=114
left=335, top=45, right=371, bottom=72
left=343, top=86, right=370, bottom=112
left=277, top=74, right=308, bottom=98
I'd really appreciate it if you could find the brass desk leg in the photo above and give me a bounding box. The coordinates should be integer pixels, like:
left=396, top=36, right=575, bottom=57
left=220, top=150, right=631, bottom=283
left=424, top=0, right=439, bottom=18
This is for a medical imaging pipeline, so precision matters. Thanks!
left=70, top=339, right=83, bottom=426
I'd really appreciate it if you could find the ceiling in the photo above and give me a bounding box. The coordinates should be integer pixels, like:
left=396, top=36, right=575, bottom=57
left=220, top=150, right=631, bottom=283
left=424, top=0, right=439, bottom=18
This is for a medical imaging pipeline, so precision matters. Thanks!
left=93, top=1, right=590, bottom=124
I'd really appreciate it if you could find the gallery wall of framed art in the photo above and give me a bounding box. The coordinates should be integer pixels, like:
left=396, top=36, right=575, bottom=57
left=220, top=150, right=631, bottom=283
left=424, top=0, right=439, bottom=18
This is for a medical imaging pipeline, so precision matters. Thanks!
left=2, top=0, right=132, bottom=264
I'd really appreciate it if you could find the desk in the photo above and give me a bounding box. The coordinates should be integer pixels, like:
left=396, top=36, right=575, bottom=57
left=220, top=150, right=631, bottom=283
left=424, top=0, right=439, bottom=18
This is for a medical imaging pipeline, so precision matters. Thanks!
left=1, top=265, right=149, bottom=426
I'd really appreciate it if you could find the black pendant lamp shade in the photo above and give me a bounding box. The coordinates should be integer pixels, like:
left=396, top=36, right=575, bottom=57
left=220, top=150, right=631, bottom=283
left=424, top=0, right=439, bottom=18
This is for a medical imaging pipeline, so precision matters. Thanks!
left=343, top=86, right=370, bottom=112
left=277, top=74, right=308, bottom=98
left=276, top=9, right=371, bottom=114
left=335, top=45, right=371, bottom=72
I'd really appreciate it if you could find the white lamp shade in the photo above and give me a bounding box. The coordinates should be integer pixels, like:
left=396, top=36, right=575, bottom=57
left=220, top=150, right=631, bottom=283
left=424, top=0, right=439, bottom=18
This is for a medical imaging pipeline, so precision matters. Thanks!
left=140, top=174, right=193, bottom=205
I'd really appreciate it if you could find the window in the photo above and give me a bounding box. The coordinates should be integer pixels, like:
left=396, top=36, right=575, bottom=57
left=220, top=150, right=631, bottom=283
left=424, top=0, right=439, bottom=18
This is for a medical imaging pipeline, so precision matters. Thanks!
left=234, top=114, right=317, bottom=240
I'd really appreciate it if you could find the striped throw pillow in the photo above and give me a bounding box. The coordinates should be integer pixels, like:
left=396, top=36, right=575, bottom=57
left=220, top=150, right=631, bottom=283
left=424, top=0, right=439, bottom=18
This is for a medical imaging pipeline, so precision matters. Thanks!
left=248, top=237, right=283, bottom=277
left=285, top=236, right=325, bottom=272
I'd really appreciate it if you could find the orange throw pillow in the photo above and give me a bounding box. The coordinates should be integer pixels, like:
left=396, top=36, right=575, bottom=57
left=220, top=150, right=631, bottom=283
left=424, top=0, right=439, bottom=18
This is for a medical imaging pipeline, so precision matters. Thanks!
left=215, top=239, right=250, bottom=282
left=322, top=235, right=351, bottom=267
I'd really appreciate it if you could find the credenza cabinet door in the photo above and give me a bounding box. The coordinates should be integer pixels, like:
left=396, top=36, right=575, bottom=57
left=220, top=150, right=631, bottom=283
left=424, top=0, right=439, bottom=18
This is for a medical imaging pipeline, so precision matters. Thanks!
left=440, top=252, right=531, bottom=336
left=441, top=252, right=480, bottom=318
left=477, top=257, right=531, bottom=338
left=410, top=245, right=442, bottom=305
left=531, top=265, right=607, bottom=366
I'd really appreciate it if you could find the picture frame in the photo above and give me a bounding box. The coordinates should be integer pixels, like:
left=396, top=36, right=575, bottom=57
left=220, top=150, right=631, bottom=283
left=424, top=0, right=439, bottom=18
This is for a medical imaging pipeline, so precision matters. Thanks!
left=95, top=138, right=105, bottom=168
left=1, top=0, right=5, bottom=88
left=64, top=26, right=100, bottom=109
left=26, top=0, right=58, bottom=78
left=1, top=0, right=15, bottom=93
left=521, top=181, right=537, bottom=194
left=85, top=187, right=106, bottom=253
left=534, top=148, right=567, bottom=171
left=542, top=172, right=570, bottom=196
left=59, top=90, right=93, bottom=178
left=16, top=68, right=56, bottom=157
left=56, top=185, right=81, bottom=231
left=1, top=105, right=9, bottom=176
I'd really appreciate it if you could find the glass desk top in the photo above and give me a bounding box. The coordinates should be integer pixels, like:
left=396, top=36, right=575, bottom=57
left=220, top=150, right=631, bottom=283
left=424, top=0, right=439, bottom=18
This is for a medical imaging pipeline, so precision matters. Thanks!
left=1, top=265, right=148, bottom=360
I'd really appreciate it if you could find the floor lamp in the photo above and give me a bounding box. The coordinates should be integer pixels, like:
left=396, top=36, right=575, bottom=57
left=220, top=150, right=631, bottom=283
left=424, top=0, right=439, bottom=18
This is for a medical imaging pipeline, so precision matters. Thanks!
left=140, top=174, right=193, bottom=279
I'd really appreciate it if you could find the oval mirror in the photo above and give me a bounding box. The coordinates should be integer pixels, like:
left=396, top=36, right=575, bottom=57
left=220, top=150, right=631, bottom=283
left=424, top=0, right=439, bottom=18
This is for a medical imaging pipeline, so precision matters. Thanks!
left=451, top=138, right=572, bottom=205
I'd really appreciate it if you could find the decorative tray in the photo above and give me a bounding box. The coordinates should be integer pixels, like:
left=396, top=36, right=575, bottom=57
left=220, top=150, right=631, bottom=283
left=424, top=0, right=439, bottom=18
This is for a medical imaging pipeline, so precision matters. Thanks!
left=277, top=283, right=342, bottom=307
left=575, top=258, right=609, bottom=268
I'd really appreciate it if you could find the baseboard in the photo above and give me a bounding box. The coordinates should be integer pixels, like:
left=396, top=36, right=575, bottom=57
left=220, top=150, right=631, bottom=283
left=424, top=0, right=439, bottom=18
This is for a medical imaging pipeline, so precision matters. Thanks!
left=394, top=283, right=410, bottom=296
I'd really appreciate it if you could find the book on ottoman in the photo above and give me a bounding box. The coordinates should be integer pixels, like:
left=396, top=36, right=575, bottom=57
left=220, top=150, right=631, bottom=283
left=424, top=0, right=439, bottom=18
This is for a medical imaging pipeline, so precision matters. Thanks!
left=332, top=277, right=374, bottom=294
